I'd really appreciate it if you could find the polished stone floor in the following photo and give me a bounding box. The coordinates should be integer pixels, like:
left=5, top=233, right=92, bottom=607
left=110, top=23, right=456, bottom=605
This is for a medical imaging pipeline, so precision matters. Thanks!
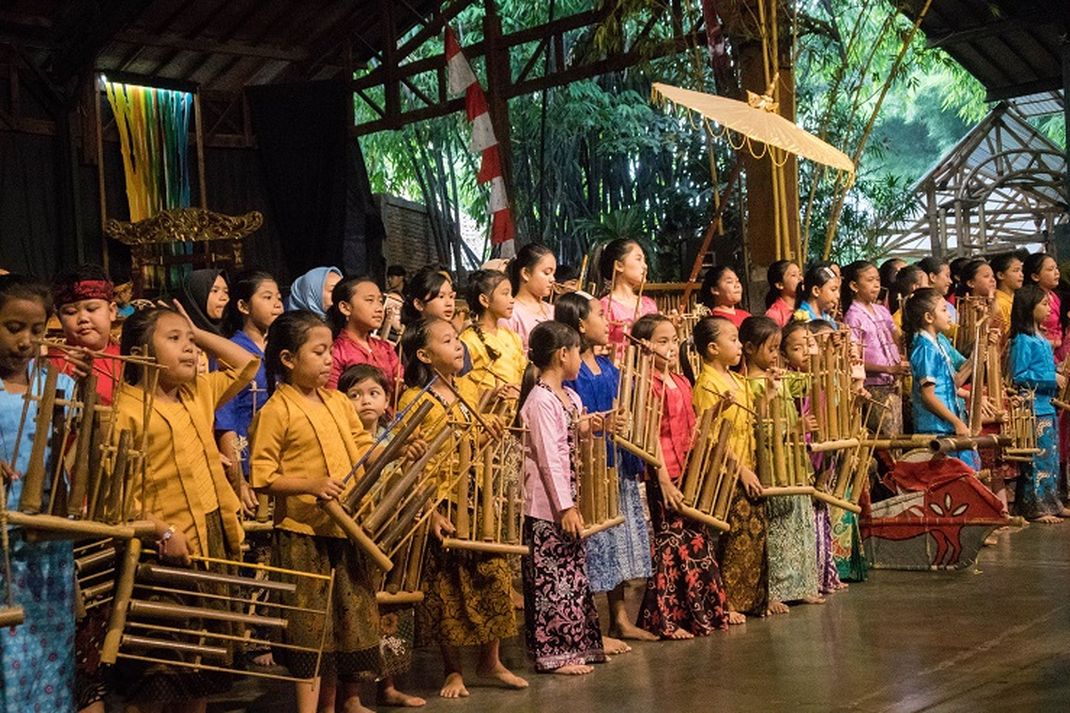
left=202, top=522, right=1070, bottom=713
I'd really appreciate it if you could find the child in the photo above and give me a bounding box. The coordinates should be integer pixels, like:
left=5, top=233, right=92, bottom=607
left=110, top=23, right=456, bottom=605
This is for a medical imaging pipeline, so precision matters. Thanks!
left=634, top=313, right=734, bottom=635
left=797, top=263, right=840, bottom=325
left=889, top=264, right=929, bottom=333
left=383, top=265, right=407, bottom=341
left=918, top=257, right=957, bottom=333
left=992, top=252, right=1024, bottom=336
left=250, top=311, right=380, bottom=713
left=739, top=316, right=821, bottom=610
left=51, top=265, right=123, bottom=404
left=1024, top=252, right=1063, bottom=359
left=878, top=258, right=906, bottom=310
left=553, top=264, right=581, bottom=296
left=520, top=320, right=606, bottom=674
left=596, top=239, right=657, bottom=354
left=555, top=293, right=653, bottom=645
left=327, top=276, right=402, bottom=391
left=0, top=275, right=77, bottom=712
left=1008, top=285, right=1068, bottom=523
left=113, top=302, right=258, bottom=711
left=459, top=269, right=526, bottom=393
left=215, top=270, right=283, bottom=510
left=504, top=243, right=556, bottom=347
left=764, top=260, right=802, bottom=328
left=286, top=266, right=343, bottom=318
left=397, top=317, right=527, bottom=699
left=781, top=322, right=844, bottom=595
left=401, top=266, right=457, bottom=327
left=338, top=364, right=426, bottom=708
left=176, top=268, right=229, bottom=336
left=902, top=288, right=980, bottom=469
left=699, top=266, right=749, bottom=327
left=842, top=260, right=905, bottom=436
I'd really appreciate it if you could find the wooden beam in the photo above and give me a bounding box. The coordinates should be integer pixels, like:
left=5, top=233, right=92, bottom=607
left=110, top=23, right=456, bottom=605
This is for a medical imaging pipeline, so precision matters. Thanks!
left=985, top=77, right=1063, bottom=102
left=114, top=30, right=309, bottom=62
left=926, top=14, right=1055, bottom=49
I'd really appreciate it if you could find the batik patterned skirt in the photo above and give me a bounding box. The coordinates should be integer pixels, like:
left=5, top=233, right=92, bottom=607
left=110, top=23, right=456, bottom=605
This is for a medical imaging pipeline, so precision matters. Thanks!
left=637, top=480, right=728, bottom=636
left=1016, top=414, right=1061, bottom=519
left=379, top=606, right=415, bottom=678
left=766, top=494, right=819, bottom=603
left=418, top=543, right=517, bottom=648
left=585, top=465, right=652, bottom=593
left=716, top=487, right=768, bottom=616
left=814, top=502, right=842, bottom=595
left=522, top=517, right=605, bottom=672
left=832, top=508, right=868, bottom=582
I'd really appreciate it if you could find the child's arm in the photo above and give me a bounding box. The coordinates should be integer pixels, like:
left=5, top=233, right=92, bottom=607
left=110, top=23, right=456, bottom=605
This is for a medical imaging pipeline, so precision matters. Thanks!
left=171, top=299, right=257, bottom=371
left=919, top=383, right=970, bottom=436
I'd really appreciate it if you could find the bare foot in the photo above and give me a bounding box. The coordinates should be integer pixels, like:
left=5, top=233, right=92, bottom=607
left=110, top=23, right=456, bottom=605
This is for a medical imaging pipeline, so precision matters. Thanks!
left=801, top=595, right=826, bottom=605
left=1031, top=515, right=1063, bottom=524
left=665, top=627, right=694, bottom=640
left=601, top=635, right=631, bottom=655
left=983, top=532, right=999, bottom=546
left=835, top=581, right=849, bottom=591
left=1058, top=508, right=1070, bottom=518
left=727, top=611, right=746, bottom=625
left=440, top=672, right=470, bottom=699
left=766, top=601, right=789, bottom=616
left=609, top=621, right=658, bottom=642
left=552, top=664, right=594, bottom=675
left=381, top=685, right=427, bottom=708
left=510, top=587, right=524, bottom=609
left=342, top=701, right=376, bottom=713
left=476, top=663, right=529, bottom=689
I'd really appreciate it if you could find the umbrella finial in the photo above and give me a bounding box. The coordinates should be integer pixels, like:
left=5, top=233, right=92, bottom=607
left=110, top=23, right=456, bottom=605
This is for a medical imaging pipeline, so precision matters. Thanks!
left=747, top=71, right=780, bottom=113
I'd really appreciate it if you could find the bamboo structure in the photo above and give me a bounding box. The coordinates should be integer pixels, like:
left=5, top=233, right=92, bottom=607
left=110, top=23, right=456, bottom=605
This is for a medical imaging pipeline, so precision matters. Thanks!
left=375, top=519, right=431, bottom=607
left=806, top=329, right=861, bottom=453
left=575, top=414, right=624, bottom=539
left=1053, top=353, right=1070, bottom=413
left=675, top=405, right=739, bottom=532
left=811, top=393, right=879, bottom=515
left=1002, top=392, right=1043, bottom=462
left=613, top=343, right=666, bottom=468
left=751, top=378, right=813, bottom=497
left=101, top=545, right=332, bottom=683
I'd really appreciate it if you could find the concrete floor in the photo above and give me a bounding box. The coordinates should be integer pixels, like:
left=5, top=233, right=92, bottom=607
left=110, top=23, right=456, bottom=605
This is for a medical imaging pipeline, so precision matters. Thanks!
left=205, top=523, right=1070, bottom=713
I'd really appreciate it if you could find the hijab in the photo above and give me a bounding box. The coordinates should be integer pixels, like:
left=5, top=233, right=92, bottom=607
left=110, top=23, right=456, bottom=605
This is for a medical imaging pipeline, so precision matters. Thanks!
left=177, top=269, right=225, bottom=335
left=286, top=266, right=342, bottom=319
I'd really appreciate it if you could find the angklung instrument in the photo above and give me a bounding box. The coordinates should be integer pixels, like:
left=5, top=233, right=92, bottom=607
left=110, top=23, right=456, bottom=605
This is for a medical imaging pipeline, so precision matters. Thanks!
left=100, top=541, right=333, bottom=683
left=1001, top=391, right=1043, bottom=463
left=751, top=375, right=814, bottom=497
left=806, top=329, right=861, bottom=453
left=613, top=339, right=666, bottom=469
left=675, top=401, right=742, bottom=532
left=574, top=413, right=624, bottom=538
left=811, top=394, right=881, bottom=515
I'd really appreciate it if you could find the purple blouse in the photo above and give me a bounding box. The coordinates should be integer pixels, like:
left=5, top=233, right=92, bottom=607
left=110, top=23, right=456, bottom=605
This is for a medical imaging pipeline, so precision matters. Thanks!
left=844, top=301, right=901, bottom=386
left=521, top=381, right=583, bottom=521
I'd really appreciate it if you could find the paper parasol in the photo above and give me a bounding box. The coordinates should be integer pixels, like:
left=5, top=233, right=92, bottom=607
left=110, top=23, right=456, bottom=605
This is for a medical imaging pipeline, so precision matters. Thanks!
left=651, top=82, right=855, bottom=183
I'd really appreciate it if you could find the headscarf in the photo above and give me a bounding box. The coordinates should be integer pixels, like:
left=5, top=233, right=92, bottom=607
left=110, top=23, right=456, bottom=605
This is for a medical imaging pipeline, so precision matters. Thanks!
left=177, top=269, right=226, bottom=335
left=286, top=266, right=342, bottom=319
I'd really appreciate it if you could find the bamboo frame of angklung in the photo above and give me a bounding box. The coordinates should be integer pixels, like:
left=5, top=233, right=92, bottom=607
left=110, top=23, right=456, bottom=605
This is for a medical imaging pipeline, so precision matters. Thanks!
left=805, top=329, right=861, bottom=453
left=101, top=541, right=335, bottom=683
left=613, top=338, right=667, bottom=469
left=374, top=518, right=431, bottom=607
left=675, top=400, right=743, bottom=533
left=749, top=376, right=814, bottom=497
left=1002, top=391, right=1043, bottom=462
left=574, top=412, right=623, bottom=539
left=7, top=348, right=159, bottom=541
left=440, top=391, right=529, bottom=556
left=811, top=395, right=882, bottom=515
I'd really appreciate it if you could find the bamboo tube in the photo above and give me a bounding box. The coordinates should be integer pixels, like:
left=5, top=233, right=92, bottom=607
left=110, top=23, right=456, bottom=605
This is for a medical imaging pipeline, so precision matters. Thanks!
left=930, top=434, right=1009, bottom=454
left=581, top=516, right=624, bottom=538
left=85, top=410, right=112, bottom=521
left=633, top=353, right=650, bottom=448
left=364, top=425, right=453, bottom=535
left=594, top=430, right=608, bottom=523
left=808, top=438, right=860, bottom=453
left=19, top=365, right=59, bottom=514
left=825, top=345, right=838, bottom=439
left=380, top=481, right=437, bottom=552
left=376, top=591, right=424, bottom=606
left=101, top=538, right=141, bottom=664
left=0, top=607, right=25, bottom=628
left=454, top=448, right=471, bottom=540
left=440, top=538, right=529, bottom=556
left=76, top=546, right=115, bottom=573
left=344, top=400, right=434, bottom=512
left=754, top=393, right=770, bottom=488
left=128, top=599, right=288, bottom=629
left=3, top=511, right=152, bottom=540
left=319, top=499, right=393, bottom=572
left=67, top=375, right=98, bottom=517
left=121, top=634, right=228, bottom=659
left=579, top=426, right=595, bottom=523
left=136, top=563, right=296, bottom=594
left=683, top=408, right=714, bottom=504
left=479, top=439, right=495, bottom=542
left=714, top=455, right=742, bottom=522
left=404, top=524, right=428, bottom=592
left=504, top=482, right=518, bottom=545
left=697, top=419, right=732, bottom=512
left=102, top=429, right=132, bottom=524
left=832, top=446, right=857, bottom=500
left=771, top=395, right=787, bottom=488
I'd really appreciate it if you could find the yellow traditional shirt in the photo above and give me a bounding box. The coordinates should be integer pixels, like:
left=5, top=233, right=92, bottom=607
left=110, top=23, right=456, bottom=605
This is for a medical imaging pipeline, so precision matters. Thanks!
left=693, top=362, right=756, bottom=469
left=459, top=324, right=527, bottom=393
left=250, top=383, right=374, bottom=537
left=994, top=290, right=1013, bottom=334
left=397, top=379, right=480, bottom=501
left=112, top=358, right=259, bottom=557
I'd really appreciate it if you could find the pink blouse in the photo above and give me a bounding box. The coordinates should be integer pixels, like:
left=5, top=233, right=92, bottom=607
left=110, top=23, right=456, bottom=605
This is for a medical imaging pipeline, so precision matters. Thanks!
left=521, top=382, right=583, bottom=521
left=1041, top=289, right=1065, bottom=362
left=710, top=305, right=750, bottom=328
left=501, top=298, right=552, bottom=348
left=844, top=301, right=901, bottom=386
left=327, top=331, right=402, bottom=392
left=601, top=294, right=657, bottom=358
left=654, top=371, right=696, bottom=480
left=764, top=297, right=795, bottom=328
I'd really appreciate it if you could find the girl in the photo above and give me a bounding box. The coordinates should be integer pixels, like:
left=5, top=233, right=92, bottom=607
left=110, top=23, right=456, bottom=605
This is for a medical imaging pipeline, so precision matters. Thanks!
left=176, top=268, right=229, bottom=336
left=902, top=288, right=980, bottom=470
left=113, top=302, right=258, bottom=712
left=338, top=363, right=426, bottom=709
left=992, top=252, right=1024, bottom=335
left=878, top=258, right=906, bottom=310
left=781, top=322, right=844, bottom=595
left=1023, top=252, right=1063, bottom=358
left=401, top=266, right=457, bottom=328
left=1008, top=285, right=1067, bottom=523
left=250, top=311, right=380, bottom=713
left=797, top=263, right=840, bottom=325
left=555, top=293, right=653, bottom=645
left=739, top=316, right=821, bottom=610
left=842, top=260, right=905, bottom=436
left=958, top=259, right=997, bottom=301
left=889, top=264, right=929, bottom=333
left=397, top=318, right=527, bottom=699
left=634, top=313, right=733, bottom=635
left=918, top=257, right=957, bottom=331
left=215, top=270, right=283, bottom=511
left=690, top=316, right=767, bottom=619
left=459, top=269, right=526, bottom=393
left=0, top=275, right=77, bottom=712
left=504, top=243, right=556, bottom=346
left=520, top=321, right=606, bottom=674
left=764, top=260, right=801, bottom=328
left=327, top=276, right=402, bottom=391
left=699, top=265, right=749, bottom=328
left=286, top=266, right=343, bottom=318
left=596, top=239, right=657, bottom=354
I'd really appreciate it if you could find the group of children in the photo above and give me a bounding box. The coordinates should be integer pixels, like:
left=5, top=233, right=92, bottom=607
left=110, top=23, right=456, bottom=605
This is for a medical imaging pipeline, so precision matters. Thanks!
left=0, top=240, right=1067, bottom=712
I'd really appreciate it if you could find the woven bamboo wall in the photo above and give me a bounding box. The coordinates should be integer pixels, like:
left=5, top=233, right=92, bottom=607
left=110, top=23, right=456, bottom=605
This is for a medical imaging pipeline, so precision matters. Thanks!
left=375, top=194, right=437, bottom=273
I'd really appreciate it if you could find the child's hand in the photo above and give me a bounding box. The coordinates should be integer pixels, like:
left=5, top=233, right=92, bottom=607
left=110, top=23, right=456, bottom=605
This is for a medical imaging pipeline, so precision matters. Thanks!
left=239, top=480, right=258, bottom=517
left=986, top=329, right=1000, bottom=346
left=804, top=414, right=819, bottom=433
left=58, top=347, right=93, bottom=379
left=430, top=511, right=456, bottom=541
left=485, top=415, right=505, bottom=441
left=613, top=409, right=629, bottom=436
left=402, top=438, right=428, bottom=466
left=659, top=471, right=686, bottom=511
left=953, top=418, right=971, bottom=438
left=740, top=468, right=763, bottom=499
left=159, top=528, right=192, bottom=566
left=0, top=461, right=19, bottom=484
left=308, top=476, right=345, bottom=501
left=1058, top=373, right=1067, bottom=390
left=559, top=507, right=584, bottom=538
left=494, top=383, right=520, bottom=402
left=886, top=363, right=908, bottom=377
left=587, top=413, right=604, bottom=435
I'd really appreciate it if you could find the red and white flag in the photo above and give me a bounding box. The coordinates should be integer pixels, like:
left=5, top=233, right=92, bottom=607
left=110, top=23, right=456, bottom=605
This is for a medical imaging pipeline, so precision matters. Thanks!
left=445, top=26, right=515, bottom=253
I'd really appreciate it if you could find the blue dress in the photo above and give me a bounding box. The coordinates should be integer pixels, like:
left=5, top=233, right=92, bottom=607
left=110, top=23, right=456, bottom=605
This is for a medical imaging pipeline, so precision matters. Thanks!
left=1010, top=333, right=1061, bottom=518
left=565, top=355, right=652, bottom=592
left=0, top=361, right=75, bottom=712
left=214, top=330, right=268, bottom=475
left=909, top=331, right=980, bottom=469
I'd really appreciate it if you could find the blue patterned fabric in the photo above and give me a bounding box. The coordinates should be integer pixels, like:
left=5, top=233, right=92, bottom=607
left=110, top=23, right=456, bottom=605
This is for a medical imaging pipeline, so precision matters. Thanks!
left=1016, top=414, right=1061, bottom=519
left=1010, top=333, right=1058, bottom=417
left=566, top=357, right=652, bottom=592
